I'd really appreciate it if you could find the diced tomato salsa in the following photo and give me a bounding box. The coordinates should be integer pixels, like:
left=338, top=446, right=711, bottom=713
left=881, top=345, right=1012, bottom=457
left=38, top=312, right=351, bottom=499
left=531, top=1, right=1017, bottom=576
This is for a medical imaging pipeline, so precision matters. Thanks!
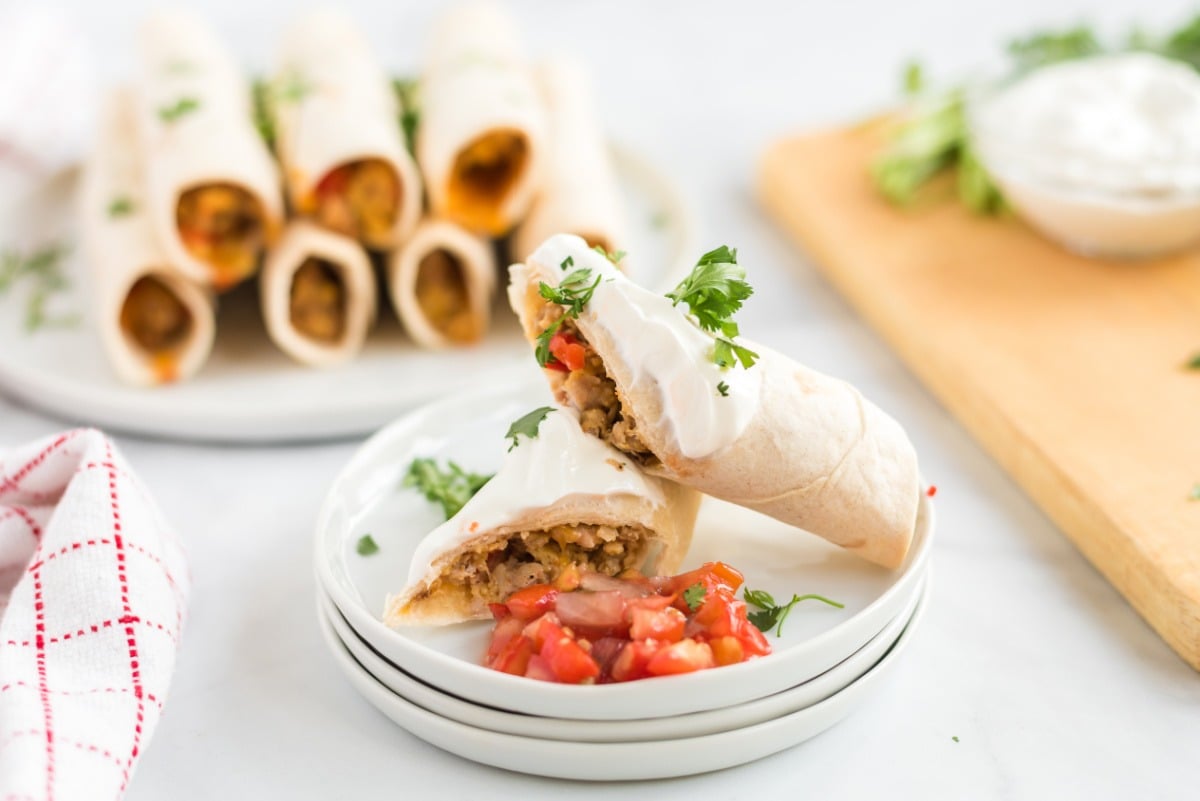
left=482, top=562, right=771, bottom=684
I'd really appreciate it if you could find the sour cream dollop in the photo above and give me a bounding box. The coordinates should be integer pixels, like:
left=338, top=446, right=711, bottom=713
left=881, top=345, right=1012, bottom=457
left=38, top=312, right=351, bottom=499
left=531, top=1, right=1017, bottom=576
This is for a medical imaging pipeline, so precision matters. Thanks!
left=524, top=234, right=763, bottom=460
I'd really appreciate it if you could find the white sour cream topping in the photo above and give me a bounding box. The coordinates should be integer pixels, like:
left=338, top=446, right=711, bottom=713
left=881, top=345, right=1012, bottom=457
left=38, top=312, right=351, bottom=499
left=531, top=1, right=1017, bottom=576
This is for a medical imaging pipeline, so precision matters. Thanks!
left=405, top=410, right=666, bottom=587
left=527, top=234, right=762, bottom=460
left=973, top=53, right=1200, bottom=197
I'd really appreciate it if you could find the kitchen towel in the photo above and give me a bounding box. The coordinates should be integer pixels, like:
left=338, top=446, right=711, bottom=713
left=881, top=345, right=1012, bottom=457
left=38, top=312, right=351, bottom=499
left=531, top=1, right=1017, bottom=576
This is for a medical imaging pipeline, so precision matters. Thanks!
left=0, top=429, right=190, bottom=801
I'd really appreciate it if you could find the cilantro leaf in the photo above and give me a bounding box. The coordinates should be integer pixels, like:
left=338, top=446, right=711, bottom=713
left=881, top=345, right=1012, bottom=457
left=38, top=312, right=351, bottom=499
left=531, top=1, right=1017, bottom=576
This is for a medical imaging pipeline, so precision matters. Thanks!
left=505, top=407, right=555, bottom=452
left=682, top=582, right=706, bottom=611
left=743, top=587, right=844, bottom=637
left=666, top=246, right=753, bottom=334
left=107, top=196, right=135, bottom=218
left=713, top=338, right=759, bottom=370
left=534, top=316, right=565, bottom=368
left=902, top=60, right=925, bottom=96
left=0, top=243, right=78, bottom=333
left=356, top=534, right=380, bottom=556
left=716, top=381, right=729, bottom=397
left=560, top=255, right=574, bottom=270
left=403, top=458, right=493, bottom=520
left=158, top=96, right=200, bottom=123
left=1007, top=26, right=1103, bottom=73
left=1189, top=483, right=1200, bottom=501
left=591, top=244, right=625, bottom=264
left=1185, top=353, right=1200, bottom=370
left=539, top=268, right=601, bottom=317
left=392, top=77, right=420, bottom=155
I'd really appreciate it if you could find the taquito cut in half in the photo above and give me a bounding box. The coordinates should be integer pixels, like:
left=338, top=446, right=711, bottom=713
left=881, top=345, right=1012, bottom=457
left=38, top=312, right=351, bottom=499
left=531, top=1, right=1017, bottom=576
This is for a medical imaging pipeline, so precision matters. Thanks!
left=81, top=89, right=216, bottom=386
left=385, top=410, right=700, bottom=626
left=418, top=2, right=546, bottom=235
left=135, top=10, right=283, bottom=290
left=259, top=221, right=376, bottom=368
left=387, top=218, right=495, bottom=348
left=271, top=11, right=422, bottom=249
left=508, top=235, right=921, bottom=570
left=514, top=57, right=628, bottom=263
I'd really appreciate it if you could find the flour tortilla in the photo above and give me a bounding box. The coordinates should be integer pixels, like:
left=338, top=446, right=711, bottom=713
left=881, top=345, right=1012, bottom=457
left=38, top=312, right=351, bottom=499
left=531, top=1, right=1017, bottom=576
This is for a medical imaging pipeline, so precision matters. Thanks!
left=259, top=220, right=376, bottom=367
left=81, top=88, right=215, bottom=387
left=508, top=247, right=920, bottom=570
left=272, top=10, right=422, bottom=248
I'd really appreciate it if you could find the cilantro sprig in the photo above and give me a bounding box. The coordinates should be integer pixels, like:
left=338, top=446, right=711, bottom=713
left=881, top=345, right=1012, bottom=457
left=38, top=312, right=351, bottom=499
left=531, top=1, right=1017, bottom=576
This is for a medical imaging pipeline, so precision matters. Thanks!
left=158, top=96, right=200, bottom=123
left=403, top=458, right=493, bottom=520
left=682, top=582, right=706, bottom=611
left=534, top=268, right=601, bottom=368
left=0, top=243, right=80, bottom=333
left=666, top=246, right=759, bottom=370
left=743, top=587, right=844, bottom=637
left=505, top=407, right=554, bottom=452
left=592, top=244, right=626, bottom=264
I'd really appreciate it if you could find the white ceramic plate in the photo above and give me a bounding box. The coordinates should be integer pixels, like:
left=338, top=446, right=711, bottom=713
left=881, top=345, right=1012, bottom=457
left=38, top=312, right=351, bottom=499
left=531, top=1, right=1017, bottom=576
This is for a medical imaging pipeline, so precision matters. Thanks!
left=319, top=573, right=928, bottom=742
left=314, top=379, right=935, bottom=720
left=318, top=579, right=928, bottom=781
left=0, top=146, right=695, bottom=443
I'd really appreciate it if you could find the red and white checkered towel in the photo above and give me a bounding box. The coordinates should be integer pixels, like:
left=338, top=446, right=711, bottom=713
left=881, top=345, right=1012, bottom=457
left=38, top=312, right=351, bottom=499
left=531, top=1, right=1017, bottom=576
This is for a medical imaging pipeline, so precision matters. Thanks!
left=0, top=430, right=190, bottom=801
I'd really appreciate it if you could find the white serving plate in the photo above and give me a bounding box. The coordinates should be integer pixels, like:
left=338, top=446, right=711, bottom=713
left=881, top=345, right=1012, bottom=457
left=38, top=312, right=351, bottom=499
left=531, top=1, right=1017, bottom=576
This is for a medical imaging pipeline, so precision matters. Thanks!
left=318, top=579, right=928, bottom=781
left=314, top=379, right=935, bottom=720
left=319, top=573, right=928, bottom=742
left=0, top=146, right=694, bottom=443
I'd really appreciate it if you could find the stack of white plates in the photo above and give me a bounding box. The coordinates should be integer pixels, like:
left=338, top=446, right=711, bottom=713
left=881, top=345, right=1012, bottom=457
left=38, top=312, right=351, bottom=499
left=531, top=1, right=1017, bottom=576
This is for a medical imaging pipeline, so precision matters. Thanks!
left=313, top=383, right=935, bottom=781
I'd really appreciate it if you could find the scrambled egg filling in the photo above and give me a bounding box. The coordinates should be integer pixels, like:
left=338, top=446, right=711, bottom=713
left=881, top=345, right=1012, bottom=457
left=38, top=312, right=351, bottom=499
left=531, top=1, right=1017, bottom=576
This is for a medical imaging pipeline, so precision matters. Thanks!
left=120, top=275, right=193, bottom=358
left=420, top=523, right=651, bottom=610
left=176, top=183, right=267, bottom=286
left=308, top=158, right=400, bottom=249
left=447, top=129, right=528, bottom=234
left=289, top=258, right=346, bottom=344
left=415, top=248, right=482, bottom=344
left=533, top=298, right=656, bottom=463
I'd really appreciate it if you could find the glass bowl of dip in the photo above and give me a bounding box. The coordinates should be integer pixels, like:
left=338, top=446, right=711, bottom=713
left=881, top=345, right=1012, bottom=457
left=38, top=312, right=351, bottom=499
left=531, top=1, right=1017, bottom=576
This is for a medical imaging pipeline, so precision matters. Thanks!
left=967, top=52, right=1200, bottom=260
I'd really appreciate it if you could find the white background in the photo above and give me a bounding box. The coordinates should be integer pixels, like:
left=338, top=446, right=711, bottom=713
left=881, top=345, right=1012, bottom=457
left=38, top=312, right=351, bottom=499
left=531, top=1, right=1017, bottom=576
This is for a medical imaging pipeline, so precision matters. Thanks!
left=2, top=0, right=1200, bottom=798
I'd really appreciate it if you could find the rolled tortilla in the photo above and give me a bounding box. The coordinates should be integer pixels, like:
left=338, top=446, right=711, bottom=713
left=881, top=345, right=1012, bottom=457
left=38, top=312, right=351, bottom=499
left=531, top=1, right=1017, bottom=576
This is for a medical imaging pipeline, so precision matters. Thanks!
left=81, top=88, right=216, bottom=387
left=135, top=10, right=283, bottom=290
left=384, top=410, right=701, bottom=626
left=259, top=221, right=377, bottom=367
left=387, top=218, right=496, bottom=348
left=271, top=11, right=422, bottom=249
left=508, top=235, right=920, bottom=569
left=513, top=57, right=628, bottom=263
left=417, top=2, right=546, bottom=236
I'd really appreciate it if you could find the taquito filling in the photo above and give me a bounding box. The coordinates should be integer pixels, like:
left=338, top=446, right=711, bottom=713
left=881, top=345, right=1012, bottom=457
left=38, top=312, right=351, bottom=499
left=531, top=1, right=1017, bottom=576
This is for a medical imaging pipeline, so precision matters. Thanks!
left=414, top=523, right=652, bottom=612
left=415, top=248, right=482, bottom=344
left=447, top=129, right=529, bottom=234
left=176, top=183, right=268, bottom=287
left=289, top=258, right=347, bottom=344
left=306, top=158, right=400, bottom=249
left=119, top=275, right=194, bottom=380
left=533, top=298, right=657, bottom=466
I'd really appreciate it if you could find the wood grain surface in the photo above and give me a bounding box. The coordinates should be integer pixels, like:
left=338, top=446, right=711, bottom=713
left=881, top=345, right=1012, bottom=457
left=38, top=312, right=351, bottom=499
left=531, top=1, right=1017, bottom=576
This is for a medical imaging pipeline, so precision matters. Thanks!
left=758, top=124, right=1200, bottom=670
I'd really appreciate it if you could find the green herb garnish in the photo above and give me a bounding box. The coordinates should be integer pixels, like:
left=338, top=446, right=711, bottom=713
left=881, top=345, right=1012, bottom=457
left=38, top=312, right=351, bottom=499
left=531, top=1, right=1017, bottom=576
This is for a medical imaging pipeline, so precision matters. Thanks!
left=591, top=245, right=625, bottom=264
left=743, top=587, right=844, bottom=637
left=0, top=243, right=79, bottom=333
left=1189, top=484, right=1200, bottom=501
left=505, top=406, right=555, bottom=452
left=252, top=79, right=276, bottom=148
left=1007, top=26, right=1103, bottom=73
left=356, top=534, right=380, bottom=556
left=534, top=268, right=601, bottom=368
left=107, top=197, right=135, bottom=218
left=560, top=255, right=574, bottom=270
left=1185, top=353, right=1200, bottom=370
left=902, top=60, right=925, bottom=96
left=716, top=381, right=729, bottom=397
left=683, top=583, right=706, bottom=611
left=952, top=735, right=960, bottom=743
left=392, top=77, right=420, bottom=155
left=403, top=458, right=493, bottom=520
left=534, top=317, right=566, bottom=368
left=157, top=96, right=200, bottom=123
left=666, top=246, right=759, bottom=370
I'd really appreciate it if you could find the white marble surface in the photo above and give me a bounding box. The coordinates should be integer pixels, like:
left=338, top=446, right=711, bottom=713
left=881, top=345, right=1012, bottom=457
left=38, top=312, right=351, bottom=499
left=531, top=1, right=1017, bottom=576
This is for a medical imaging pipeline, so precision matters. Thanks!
left=3, top=0, right=1200, bottom=798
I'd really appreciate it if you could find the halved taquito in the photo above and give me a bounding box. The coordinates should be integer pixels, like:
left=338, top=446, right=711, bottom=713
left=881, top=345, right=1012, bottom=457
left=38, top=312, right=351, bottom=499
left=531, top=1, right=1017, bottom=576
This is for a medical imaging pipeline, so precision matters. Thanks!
left=135, top=10, right=283, bottom=290
left=385, top=410, right=701, bottom=626
left=513, top=57, right=628, bottom=263
left=417, top=2, right=546, bottom=235
left=270, top=11, right=422, bottom=249
left=387, top=218, right=495, bottom=348
left=508, top=235, right=921, bottom=570
left=81, top=89, right=215, bottom=387
left=259, top=221, right=376, bottom=367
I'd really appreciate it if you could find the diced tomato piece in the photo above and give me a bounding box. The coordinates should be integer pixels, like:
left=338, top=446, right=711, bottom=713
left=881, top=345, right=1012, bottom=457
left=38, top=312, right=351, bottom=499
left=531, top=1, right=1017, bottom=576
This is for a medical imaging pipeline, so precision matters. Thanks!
left=524, top=654, right=556, bottom=682
left=610, top=640, right=663, bottom=683
left=490, top=635, right=534, bottom=675
left=541, top=628, right=600, bottom=684
left=485, top=616, right=525, bottom=664
left=630, top=606, right=686, bottom=643
left=708, top=562, right=745, bottom=591
left=736, top=617, right=772, bottom=658
left=689, top=590, right=741, bottom=637
left=710, top=636, right=744, bottom=666
left=646, top=639, right=715, bottom=676
left=504, top=584, right=559, bottom=621
left=624, top=594, right=676, bottom=616
left=548, top=331, right=587, bottom=372
left=544, top=359, right=570, bottom=373
left=488, top=602, right=510, bottom=621
left=554, top=590, right=628, bottom=637
left=523, top=613, right=564, bottom=650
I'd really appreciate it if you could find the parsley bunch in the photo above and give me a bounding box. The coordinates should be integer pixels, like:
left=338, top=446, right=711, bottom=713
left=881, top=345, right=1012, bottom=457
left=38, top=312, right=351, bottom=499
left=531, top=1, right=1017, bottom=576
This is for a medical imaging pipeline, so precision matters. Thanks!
left=403, top=458, right=493, bottom=520
left=666, top=246, right=759, bottom=369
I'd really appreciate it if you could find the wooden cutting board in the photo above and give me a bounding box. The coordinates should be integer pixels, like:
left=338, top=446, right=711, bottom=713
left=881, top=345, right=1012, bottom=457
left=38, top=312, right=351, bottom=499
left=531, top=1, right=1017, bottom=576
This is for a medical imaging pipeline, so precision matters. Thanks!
left=758, top=124, right=1200, bottom=670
